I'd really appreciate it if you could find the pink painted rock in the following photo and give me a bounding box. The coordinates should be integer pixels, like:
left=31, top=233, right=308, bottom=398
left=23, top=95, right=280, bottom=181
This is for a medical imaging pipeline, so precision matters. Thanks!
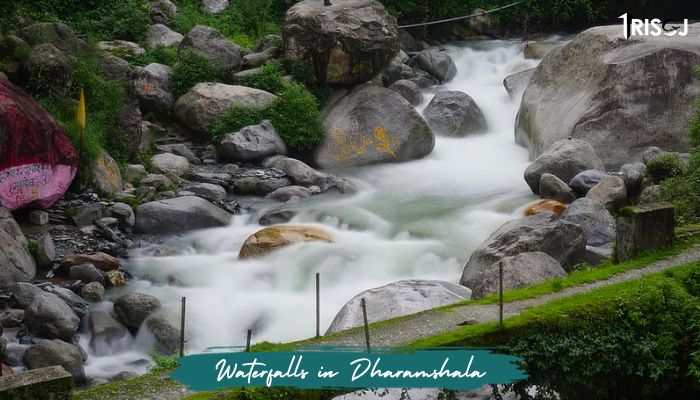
left=0, top=80, right=77, bottom=210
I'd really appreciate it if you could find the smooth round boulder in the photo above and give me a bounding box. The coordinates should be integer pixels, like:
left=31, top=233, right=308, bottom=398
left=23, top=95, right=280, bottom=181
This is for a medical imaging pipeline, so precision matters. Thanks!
left=20, top=22, right=84, bottom=54
left=90, top=151, right=124, bottom=195
left=69, top=263, right=106, bottom=286
left=218, top=121, right=287, bottom=162
left=314, top=84, right=434, bottom=168
left=464, top=252, right=566, bottom=299
left=539, top=173, right=577, bottom=204
left=239, top=225, right=333, bottom=259
left=387, top=79, right=423, bottom=106
left=144, top=312, right=180, bottom=355
left=326, top=280, right=470, bottom=334
left=135, top=196, right=232, bottom=234
left=81, top=282, right=106, bottom=302
left=25, top=292, right=80, bottom=340
left=524, top=199, right=567, bottom=217
left=24, top=339, right=86, bottom=382
left=60, top=252, right=119, bottom=272
left=586, top=175, right=627, bottom=212
left=106, top=203, right=136, bottom=228
left=562, top=198, right=615, bottom=250
left=283, top=0, right=399, bottom=85
left=113, top=293, right=161, bottom=329
left=412, top=48, right=457, bottom=82
left=0, top=229, right=36, bottom=290
left=178, top=25, right=241, bottom=68
left=151, top=153, right=191, bottom=177
left=569, top=169, right=606, bottom=196
left=524, top=139, right=605, bottom=194
left=422, top=91, right=487, bottom=137
left=174, top=83, right=277, bottom=140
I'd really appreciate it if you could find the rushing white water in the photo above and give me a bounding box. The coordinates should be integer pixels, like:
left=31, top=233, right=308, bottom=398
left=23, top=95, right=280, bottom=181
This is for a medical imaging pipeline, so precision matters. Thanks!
left=82, top=40, right=539, bottom=378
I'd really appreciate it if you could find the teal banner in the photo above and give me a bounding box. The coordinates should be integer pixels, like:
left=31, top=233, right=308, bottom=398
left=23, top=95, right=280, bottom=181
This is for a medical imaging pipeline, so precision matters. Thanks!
left=171, top=347, right=526, bottom=391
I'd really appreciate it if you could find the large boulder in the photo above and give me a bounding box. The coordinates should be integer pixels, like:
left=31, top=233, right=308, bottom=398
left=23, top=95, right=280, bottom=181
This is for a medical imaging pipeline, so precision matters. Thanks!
left=464, top=252, right=567, bottom=299
left=562, top=198, right=615, bottom=249
left=113, top=293, right=161, bottom=329
left=143, top=312, right=180, bottom=355
left=26, top=43, right=72, bottom=90
left=283, top=0, right=399, bottom=85
left=20, top=22, right=84, bottom=54
left=146, top=24, right=184, bottom=48
left=0, top=229, right=36, bottom=290
left=459, top=212, right=586, bottom=285
left=135, top=196, right=231, bottom=234
left=326, top=280, right=470, bottom=334
left=615, top=204, right=675, bottom=262
left=412, top=48, right=457, bottom=82
left=515, top=24, right=700, bottom=168
left=134, top=63, right=174, bottom=116
left=539, top=173, right=576, bottom=204
left=90, top=151, right=124, bottom=195
left=387, top=79, right=422, bottom=106
left=0, top=80, right=77, bottom=210
left=218, top=121, right=287, bottom=162
left=178, top=25, right=241, bottom=69
left=151, top=153, right=191, bottom=177
left=524, top=139, right=605, bottom=194
left=422, top=91, right=487, bottom=137
left=25, top=292, right=80, bottom=340
left=174, top=83, right=277, bottom=140
left=239, top=225, right=333, bottom=259
left=314, top=84, right=434, bottom=168
left=149, top=0, right=178, bottom=25
left=23, top=339, right=86, bottom=382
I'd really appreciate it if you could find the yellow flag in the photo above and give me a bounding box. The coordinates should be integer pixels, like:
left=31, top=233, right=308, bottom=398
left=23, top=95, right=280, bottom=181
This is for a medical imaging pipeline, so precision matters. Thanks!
left=76, top=88, right=86, bottom=130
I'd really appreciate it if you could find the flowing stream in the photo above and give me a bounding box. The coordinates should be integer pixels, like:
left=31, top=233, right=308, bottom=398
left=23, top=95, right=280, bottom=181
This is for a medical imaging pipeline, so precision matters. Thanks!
left=82, top=40, right=540, bottom=378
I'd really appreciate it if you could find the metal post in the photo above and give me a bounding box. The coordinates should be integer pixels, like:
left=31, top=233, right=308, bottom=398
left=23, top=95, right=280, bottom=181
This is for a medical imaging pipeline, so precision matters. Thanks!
left=498, top=261, right=504, bottom=328
left=315, top=272, right=320, bottom=338
left=361, top=298, right=370, bottom=352
left=246, top=329, right=252, bottom=352
left=179, top=297, right=186, bottom=357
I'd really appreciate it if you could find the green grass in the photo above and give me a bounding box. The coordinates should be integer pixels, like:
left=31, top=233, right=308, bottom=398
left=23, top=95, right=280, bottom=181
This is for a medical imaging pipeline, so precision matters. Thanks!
left=74, top=371, right=182, bottom=400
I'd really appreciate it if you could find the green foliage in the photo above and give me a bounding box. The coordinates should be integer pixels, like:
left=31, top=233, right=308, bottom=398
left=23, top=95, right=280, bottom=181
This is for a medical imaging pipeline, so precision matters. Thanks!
left=147, top=350, right=180, bottom=373
left=132, top=46, right=179, bottom=67
left=646, top=153, right=687, bottom=183
left=288, top=60, right=316, bottom=88
left=27, top=240, right=38, bottom=254
left=171, top=50, right=230, bottom=98
left=690, top=67, right=700, bottom=145
left=239, top=60, right=285, bottom=95
left=212, top=106, right=265, bottom=141
left=266, top=84, right=325, bottom=151
left=660, top=150, right=700, bottom=226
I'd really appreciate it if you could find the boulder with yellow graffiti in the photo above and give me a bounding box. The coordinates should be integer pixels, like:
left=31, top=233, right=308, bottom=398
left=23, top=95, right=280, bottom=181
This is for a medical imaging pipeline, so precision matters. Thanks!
left=239, top=225, right=333, bottom=259
left=314, top=84, right=434, bottom=168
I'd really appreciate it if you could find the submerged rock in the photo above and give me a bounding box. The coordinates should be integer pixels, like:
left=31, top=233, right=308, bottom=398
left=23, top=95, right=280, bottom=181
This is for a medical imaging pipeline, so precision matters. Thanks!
left=113, top=293, right=162, bottom=329
left=326, top=280, right=471, bottom=334
left=239, top=225, right=333, bottom=259
left=422, top=91, right=487, bottom=137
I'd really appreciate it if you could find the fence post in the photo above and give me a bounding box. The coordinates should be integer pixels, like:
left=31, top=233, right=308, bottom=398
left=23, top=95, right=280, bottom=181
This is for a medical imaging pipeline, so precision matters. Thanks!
left=361, top=298, right=370, bottom=352
left=246, top=329, right=252, bottom=352
left=499, top=261, right=504, bottom=328
left=316, top=272, right=320, bottom=338
left=180, top=297, right=186, bottom=358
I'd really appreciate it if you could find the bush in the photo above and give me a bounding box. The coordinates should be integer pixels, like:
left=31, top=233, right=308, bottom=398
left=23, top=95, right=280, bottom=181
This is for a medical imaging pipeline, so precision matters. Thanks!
left=132, top=46, right=178, bottom=67
left=211, top=106, right=265, bottom=141
left=267, top=84, right=325, bottom=151
left=660, top=150, right=700, bottom=226
left=239, top=60, right=285, bottom=94
left=171, top=50, right=230, bottom=98
left=148, top=350, right=179, bottom=373
left=646, top=153, right=687, bottom=183
left=690, top=67, right=700, bottom=145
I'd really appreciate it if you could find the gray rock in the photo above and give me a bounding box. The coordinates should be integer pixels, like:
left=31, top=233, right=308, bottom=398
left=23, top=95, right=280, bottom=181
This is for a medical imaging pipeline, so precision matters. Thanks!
left=569, top=169, right=607, bottom=196
left=503, top=68, right=535, bottom=98
left=412, top=48, right=457, bottom=82
left=263, top=156, right=357, bottom=194
left=181, top=183, right=227, bottom=201
left=0, top=229, right=36, bottom=290
left=620, top=162, right=646, bottom=196
left=124, top=164, right=148, bottom=183
left=113, top=293, right=162, bottom=329
left=326, top=280, right=471, bottom=334
left=218, top=121, right=287, bottom=162
left=135, top=63, right=174, bottom=116
left=398, top=29, right=416, bottom=50
left=642, top=146, right=665, bottom=163
left=149, top=0, right=178, bottom=25
left=24, top=339, right=86, bottom=382
left=110, top=371, right=139, bottom=382
left=26, top=43, right=72, bottom=90
left=81, top=282, right=105, bottom=302
left=638, top=184, right=663, bottom=205
left=388, top=79, right=423, bottom=106
left=586, top=175, right=627, bottom=212
left=89, top=310, right=128, bottom=351
left=11, top=282, right=43, bottom=308
left=97, top=40, right=146, bottom=60
left=140, top=174, right=174, bottom=191
left=144, top=312, right=180, bottom=355
left=201, top=0, right=229, bottom=14
left=460, top=212, right=586, bottom=285
left=233, top=176, right=293, bottom=196
left=70, top=202, right=102, bottom=228
left=25, top=292, right=80, bottom=340
left=0, top=309, right=24, bottom=328
left=242, top=47, right=279, bottom=69
left=265, top=186, right=312, bottom=202
left=20, top=22, right=84, bottom=54
left=0, top=205, right=28, bottom=247
left=48, top=286, right=90, bottom=318
left=157, top=143, right=200, bottom=164
left=524, top=139, right=605, bottom=194
left=423, top=91, right=487, bottom=137
left=315, top=84, right=434, bottom=168
left=523, top=42, right=561, bottom=59
left=258, top=210, right=297, bottom=225
left=616, top=204, right=675, bottom=262
left=516, top=25, right=700, bottom=168
left=135, top=196, right=231, bottom=234
left=178, top=25, right=241, bottom=68
left=382, top=54, right=415, bottom=87
left=465, top=252, right=566, bottom=299
left=69, top=263, right=106, bottom=286
left=539, top=173, right=577, bottom=203
left=90, top=151, right=124, bottom=195
left=174, top=83, right=276, bottom=139
left=34, top=233, right=56, bottom=268
left=146, top=24, right=183, bottom=48
left=151, top=153, right=191, bottom=177
left=106, top=203, right=136, bottom=228
left=562, top=198, right=615, bottom=250
left=253, top=35, right=282, bottom=52
left=283, top=0, right=399, bottom=85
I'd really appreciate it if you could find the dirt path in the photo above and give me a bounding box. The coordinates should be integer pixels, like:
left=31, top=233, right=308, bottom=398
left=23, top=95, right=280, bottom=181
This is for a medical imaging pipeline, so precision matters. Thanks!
left=305, top=246, right=700, bottom=348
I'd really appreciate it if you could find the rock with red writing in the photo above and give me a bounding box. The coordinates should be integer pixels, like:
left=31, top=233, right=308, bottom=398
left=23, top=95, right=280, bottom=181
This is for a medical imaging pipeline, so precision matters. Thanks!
left=0, top=80, right=77, bottom=210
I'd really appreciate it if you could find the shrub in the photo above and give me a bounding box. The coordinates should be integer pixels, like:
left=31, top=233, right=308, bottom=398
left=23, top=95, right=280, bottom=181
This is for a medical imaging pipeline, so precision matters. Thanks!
left=132, top=46, right=178, bottom=67
left=267, top=84, right=325, bottom=151
left=63, top=0, right=150, bottom=41
left=660, top=153, right=700, bottom=225
left=690, top=67, right=700, bottom=145
left=211, top=106, right=265, bottom=141
left=147, top=350, right=179, bottom=373
left=646, top=153, right=687, bottom=183
left=171, top=50, right=229, bottom=98
left=239, top=59, right=285, bottom=94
